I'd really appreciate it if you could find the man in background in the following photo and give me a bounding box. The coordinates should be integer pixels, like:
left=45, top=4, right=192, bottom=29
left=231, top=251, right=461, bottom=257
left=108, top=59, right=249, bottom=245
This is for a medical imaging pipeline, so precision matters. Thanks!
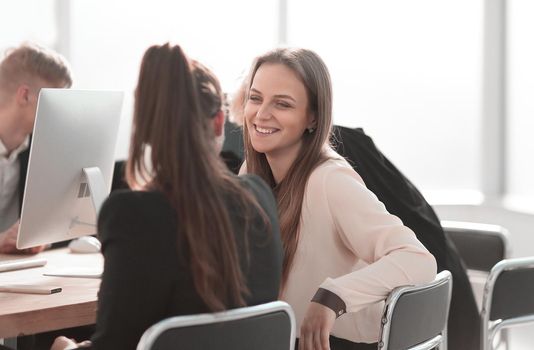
left=0, top=43, right=72, bottom=253
left=0, top=42, right=80, bottom=350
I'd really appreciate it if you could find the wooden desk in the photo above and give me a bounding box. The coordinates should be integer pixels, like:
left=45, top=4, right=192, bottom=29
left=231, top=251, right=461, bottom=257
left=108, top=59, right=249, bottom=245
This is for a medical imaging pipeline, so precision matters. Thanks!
left=0, top=248, right=102, bottom=338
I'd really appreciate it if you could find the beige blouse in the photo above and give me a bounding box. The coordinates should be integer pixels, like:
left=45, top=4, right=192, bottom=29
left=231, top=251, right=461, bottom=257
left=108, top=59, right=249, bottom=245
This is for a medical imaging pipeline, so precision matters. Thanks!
left=242, top=151, right=437, bottom=343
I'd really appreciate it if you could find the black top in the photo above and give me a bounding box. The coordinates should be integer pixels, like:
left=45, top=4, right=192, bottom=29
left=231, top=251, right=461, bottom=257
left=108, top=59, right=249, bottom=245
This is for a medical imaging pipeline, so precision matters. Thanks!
left=111, top=153, right=243, bottom=192
left=89, top=174, right=282, bottom=349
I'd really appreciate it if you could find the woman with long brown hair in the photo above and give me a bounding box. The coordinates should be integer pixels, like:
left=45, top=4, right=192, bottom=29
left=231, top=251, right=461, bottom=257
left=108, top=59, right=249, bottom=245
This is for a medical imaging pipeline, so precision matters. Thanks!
left=51, top=43, right=282, bottom=350
left=241, top=47, right=436, bottom=350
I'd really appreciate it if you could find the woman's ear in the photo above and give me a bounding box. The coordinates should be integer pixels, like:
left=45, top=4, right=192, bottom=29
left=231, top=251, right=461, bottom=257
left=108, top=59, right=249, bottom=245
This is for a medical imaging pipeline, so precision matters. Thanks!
left=307, top=113, right=317, bottom=133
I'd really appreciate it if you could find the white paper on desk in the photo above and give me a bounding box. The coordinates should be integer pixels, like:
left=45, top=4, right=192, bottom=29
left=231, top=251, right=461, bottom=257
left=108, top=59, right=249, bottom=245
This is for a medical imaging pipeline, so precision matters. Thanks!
left=43, top=267, right=102, bottom=278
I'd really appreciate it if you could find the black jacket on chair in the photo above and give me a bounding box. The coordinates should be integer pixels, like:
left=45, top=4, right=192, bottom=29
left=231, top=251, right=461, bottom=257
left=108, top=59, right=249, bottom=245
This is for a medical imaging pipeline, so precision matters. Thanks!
left=332, top=125, right=480, bottom=350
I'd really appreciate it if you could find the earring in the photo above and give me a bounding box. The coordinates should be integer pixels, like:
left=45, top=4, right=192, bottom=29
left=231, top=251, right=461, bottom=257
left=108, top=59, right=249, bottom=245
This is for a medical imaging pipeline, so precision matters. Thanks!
left=308, top=127, right=315, bottom=134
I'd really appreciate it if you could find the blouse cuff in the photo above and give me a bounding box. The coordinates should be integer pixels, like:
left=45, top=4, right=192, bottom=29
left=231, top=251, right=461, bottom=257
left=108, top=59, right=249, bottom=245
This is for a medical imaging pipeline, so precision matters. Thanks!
left=311, top=287, right=347, bottom=318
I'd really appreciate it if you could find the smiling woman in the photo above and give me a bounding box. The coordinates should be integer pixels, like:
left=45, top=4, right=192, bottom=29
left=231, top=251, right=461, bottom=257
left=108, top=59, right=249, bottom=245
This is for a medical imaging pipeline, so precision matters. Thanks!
left=241, top=47, right=437, bottom=350
left=245, top=63, right=315, bottom=182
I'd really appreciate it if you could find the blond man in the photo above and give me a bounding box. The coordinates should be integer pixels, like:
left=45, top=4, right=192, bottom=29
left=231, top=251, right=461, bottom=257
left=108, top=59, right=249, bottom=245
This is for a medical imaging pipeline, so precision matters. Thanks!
left=0, top=43, right=72, bottom=254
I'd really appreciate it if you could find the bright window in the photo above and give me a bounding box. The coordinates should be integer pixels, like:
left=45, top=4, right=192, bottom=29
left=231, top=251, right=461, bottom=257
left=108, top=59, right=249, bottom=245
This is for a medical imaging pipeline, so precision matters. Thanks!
left=0, top=0, right=57, bottom=53
left=287, top=0, right=483, bottom=194
left=507, top=0, right=534, bottom=206
left=70, top=0, right=278, bottom=159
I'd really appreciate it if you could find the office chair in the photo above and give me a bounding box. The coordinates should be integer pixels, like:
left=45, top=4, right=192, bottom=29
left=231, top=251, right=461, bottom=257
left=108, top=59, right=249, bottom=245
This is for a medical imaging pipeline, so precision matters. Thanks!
left=441, top=220, right=511, bottom=349
left=441, top=220, right=510, bottom=272
left=136, top=301, right=296, bottom=350
left=481, top=257, right=534, bottom=350
left=378, top=270, right=452, bottom=350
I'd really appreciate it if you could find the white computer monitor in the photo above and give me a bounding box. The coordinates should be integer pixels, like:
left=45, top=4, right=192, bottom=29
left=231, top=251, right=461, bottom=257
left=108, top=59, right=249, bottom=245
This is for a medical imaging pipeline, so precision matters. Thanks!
left=17, top=89, right=123, bottom=249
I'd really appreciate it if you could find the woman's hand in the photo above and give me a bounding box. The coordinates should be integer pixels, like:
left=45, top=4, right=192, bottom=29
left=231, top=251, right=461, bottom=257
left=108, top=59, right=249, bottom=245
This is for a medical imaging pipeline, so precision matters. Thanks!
left=299, top=302, right=336, bottom=350
left=51, top=336, right=91, bottom=350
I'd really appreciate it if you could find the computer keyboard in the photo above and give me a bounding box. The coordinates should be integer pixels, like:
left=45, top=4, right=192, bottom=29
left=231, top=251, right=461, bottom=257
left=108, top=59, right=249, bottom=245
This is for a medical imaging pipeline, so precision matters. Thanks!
left=0, top=258, right=47, bottom=272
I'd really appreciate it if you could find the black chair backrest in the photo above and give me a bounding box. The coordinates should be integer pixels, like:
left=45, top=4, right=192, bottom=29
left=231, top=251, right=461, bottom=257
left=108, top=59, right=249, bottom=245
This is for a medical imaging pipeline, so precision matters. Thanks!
left=152, top=312, right=290, bottom=350
left=441, top=221, right=508, bottom=271
left=481, top=257, right=534, bottom=349
left=487, top=258, right=534, bottom=320
left=488, top=260, right=534, bottom=321
left=380, top=271, right=452, bottom=350
left=137, top=301, right=295, bottom=350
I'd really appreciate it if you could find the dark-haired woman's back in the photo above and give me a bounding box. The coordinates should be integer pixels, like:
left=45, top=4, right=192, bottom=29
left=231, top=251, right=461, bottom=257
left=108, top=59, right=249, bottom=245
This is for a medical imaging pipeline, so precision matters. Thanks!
left=90, top=174, right=282, bottom=349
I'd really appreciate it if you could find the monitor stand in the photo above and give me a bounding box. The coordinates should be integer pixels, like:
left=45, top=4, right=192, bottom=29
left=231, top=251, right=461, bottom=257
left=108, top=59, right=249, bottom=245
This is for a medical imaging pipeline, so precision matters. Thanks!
left=40, top=167, right=107, bottom=279
left=69, top=167, right=108, bottom=230
left=83, top=167, right=107, bottom=215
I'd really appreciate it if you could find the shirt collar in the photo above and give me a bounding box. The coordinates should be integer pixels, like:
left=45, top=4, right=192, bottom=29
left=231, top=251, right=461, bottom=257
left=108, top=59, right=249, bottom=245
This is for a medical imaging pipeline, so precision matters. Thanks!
left=0, top=136, right=30, bottom=161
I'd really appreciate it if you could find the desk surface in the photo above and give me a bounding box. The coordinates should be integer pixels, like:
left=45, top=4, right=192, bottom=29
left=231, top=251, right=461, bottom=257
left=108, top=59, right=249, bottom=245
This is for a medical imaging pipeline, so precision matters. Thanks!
left=0, top=248, right=102, bottom=338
